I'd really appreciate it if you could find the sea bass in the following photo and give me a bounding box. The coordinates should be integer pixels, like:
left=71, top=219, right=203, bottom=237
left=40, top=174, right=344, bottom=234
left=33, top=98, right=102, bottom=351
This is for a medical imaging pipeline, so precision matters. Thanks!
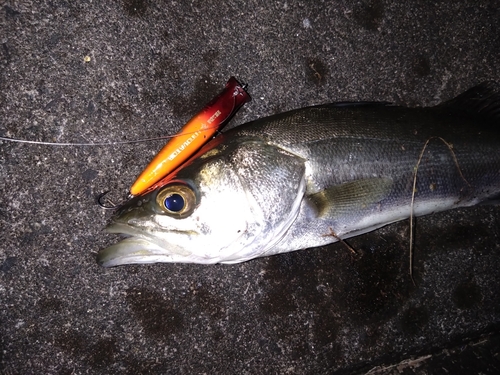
left=97, top=82, right=500, bottom=267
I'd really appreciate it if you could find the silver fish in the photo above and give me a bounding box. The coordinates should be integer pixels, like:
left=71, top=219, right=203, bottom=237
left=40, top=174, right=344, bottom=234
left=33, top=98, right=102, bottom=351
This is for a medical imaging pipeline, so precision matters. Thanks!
left=98, top=82, right=500, bottom=267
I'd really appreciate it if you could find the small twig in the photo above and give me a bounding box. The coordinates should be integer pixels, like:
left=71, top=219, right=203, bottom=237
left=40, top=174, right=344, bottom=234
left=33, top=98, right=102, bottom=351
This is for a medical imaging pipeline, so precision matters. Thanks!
left=365, top=354, right=432, bottom=374
left=309, top=63, right=322, bottom=84
left=324, top=227, right=358, bottom=254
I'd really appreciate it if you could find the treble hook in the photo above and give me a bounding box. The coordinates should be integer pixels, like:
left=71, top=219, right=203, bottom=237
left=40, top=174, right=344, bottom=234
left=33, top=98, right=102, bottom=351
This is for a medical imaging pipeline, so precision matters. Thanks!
left=96, top=191, right=120, bottom=210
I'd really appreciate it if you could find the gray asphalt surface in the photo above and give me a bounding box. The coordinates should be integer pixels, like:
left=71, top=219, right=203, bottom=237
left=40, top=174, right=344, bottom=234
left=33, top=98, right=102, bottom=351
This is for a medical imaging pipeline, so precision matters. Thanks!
left=1, top=1, right=499, bottom=374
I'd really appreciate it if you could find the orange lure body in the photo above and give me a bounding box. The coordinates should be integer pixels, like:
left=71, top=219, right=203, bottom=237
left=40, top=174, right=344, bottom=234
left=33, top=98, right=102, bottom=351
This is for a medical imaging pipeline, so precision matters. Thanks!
left=129, top=77, right=250, bottom=196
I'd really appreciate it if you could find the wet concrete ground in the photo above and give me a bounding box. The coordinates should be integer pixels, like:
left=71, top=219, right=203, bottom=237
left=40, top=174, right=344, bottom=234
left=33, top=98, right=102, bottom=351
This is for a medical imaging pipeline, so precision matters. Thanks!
left=1, top=1, right=499, bottom=374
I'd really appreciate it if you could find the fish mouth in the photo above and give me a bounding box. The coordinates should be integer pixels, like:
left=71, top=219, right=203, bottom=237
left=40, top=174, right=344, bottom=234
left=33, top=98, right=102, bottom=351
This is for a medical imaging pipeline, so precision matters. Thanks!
left=97, top=237, right=178, bottom=267
left=97, top=222, right=193, bottom=267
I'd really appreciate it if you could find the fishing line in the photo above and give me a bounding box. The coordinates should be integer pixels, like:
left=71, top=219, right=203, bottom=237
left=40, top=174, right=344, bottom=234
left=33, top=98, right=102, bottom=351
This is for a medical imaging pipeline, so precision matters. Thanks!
left=1, top=127, right=221, bottom=210
left=0, top=128, right=218, bottom=147
left=409, top=136, right=470, bottom=285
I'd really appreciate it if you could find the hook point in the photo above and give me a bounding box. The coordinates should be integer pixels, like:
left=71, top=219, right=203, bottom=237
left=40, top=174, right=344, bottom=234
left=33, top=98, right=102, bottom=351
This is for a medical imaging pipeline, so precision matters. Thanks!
left=96, top=191, right=119, bottom=210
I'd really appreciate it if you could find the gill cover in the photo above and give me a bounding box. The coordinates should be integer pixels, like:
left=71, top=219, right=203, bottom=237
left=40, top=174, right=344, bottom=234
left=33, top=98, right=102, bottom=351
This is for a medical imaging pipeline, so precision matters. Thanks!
left=210, top=140, right=307, bottom=261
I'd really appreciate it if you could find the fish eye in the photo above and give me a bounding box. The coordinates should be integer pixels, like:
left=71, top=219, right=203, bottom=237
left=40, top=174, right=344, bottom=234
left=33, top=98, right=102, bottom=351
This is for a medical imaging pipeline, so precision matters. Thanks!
left=156, top=184, right=197, bottom=218
left=164, top=193, right=184, bottom=212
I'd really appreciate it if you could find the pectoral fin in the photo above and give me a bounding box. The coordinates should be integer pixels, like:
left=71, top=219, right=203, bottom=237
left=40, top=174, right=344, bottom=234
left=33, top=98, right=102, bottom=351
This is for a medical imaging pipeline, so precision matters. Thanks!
left=308, top=177, right=393, bottom=218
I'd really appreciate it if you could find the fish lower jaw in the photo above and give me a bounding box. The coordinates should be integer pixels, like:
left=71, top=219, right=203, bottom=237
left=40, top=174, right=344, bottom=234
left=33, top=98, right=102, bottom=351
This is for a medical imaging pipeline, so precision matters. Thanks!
left=97, top=236, right=229, bottom=267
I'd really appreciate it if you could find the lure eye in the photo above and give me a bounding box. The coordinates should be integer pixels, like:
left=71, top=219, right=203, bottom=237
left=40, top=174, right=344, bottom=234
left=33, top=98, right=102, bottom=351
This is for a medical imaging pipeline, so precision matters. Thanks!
left=156, top=184, right=197, bottom=218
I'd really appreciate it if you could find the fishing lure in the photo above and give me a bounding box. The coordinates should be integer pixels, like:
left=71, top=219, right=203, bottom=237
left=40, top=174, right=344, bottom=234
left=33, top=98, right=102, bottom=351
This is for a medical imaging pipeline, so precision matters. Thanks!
left=129, top=77, right=251, bottom=197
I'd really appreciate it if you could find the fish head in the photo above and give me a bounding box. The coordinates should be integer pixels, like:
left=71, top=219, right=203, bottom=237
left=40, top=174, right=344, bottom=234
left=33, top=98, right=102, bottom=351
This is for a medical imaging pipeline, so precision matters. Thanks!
left=97, top=139, right=306, bottom=266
